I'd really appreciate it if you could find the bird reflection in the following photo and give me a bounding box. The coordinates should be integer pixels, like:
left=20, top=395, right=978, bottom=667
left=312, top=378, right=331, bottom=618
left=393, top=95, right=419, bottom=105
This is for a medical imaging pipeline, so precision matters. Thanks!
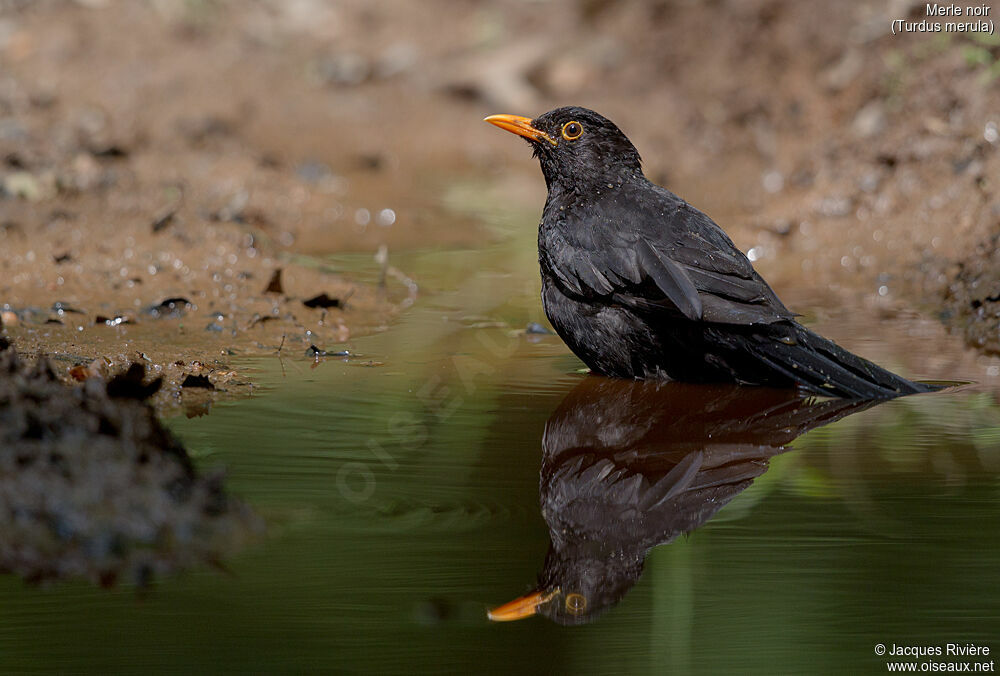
left=489, top=378, right=880, bottom=625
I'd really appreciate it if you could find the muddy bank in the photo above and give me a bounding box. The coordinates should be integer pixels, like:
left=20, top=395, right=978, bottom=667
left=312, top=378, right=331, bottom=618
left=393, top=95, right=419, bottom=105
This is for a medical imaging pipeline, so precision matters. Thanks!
left=939, top=232, right=1000, bottom=357
left=0, top=249, right=401, bottom=412
left=0, top=342, right=259, bottom=586
left=0, top=0, right=425, bottom=402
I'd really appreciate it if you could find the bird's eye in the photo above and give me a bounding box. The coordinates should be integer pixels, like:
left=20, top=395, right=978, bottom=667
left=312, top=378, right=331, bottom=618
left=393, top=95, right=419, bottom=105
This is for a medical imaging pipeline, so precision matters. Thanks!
left=565, top=593, right=587, bottom=614
left=561, top=121, right=583, bottom=141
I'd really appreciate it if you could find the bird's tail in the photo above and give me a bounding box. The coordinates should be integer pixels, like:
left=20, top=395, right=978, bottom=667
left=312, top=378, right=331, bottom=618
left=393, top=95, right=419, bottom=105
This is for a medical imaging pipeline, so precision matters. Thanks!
left=738, top=321, right=941, bottom=399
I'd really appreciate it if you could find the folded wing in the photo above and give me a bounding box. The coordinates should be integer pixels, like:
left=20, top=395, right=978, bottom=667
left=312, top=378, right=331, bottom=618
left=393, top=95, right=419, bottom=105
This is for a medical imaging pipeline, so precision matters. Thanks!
left=542, top=192, right=794, bottom=326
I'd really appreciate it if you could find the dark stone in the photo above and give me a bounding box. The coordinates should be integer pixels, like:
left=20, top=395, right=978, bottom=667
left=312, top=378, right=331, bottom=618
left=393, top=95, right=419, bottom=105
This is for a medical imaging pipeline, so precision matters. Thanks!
left=302, top=293, right=341, bottom=309
left=180, top=374, right=215, bottom=390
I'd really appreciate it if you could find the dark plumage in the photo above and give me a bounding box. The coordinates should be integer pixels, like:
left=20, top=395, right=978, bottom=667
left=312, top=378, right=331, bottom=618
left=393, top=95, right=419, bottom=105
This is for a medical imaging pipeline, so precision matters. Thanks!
left=486, top=107, right=939, bottom=399
left=488, top=377, right=879, bottom=624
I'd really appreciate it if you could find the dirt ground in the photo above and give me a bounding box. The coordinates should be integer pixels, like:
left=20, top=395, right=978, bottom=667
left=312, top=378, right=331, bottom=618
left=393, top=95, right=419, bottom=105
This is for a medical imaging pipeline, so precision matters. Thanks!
left=1, top=0, right=999, bottom=402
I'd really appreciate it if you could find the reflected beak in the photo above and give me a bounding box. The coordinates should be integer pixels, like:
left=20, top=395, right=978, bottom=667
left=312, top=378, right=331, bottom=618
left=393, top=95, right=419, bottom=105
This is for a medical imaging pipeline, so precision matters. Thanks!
left=484, top=114, right=557, bottom=146
left=487, top=589, right=556, bottom=622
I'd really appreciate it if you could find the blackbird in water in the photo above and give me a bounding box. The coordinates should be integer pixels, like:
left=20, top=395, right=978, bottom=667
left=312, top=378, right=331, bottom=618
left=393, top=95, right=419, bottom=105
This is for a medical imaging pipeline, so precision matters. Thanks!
left=485, top=107, right=939, bottom=399
left=488, top=378, right=879, bottom=624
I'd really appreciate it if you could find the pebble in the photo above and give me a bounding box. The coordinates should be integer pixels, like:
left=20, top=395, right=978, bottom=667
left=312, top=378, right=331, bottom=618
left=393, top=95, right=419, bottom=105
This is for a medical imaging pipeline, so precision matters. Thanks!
left=852, top=102, right=886, bottom=139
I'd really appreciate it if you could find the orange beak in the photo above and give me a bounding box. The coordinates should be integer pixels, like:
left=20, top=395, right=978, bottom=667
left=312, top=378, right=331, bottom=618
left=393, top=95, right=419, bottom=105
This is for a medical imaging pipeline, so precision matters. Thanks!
left=487, top=589, right=557, bottom=622
left=484, top=114, right=557, bottom=146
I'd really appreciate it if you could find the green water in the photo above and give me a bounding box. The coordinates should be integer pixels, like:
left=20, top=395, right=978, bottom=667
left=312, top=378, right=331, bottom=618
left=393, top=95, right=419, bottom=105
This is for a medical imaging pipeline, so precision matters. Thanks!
left=1, top=195, right=998, bottom=674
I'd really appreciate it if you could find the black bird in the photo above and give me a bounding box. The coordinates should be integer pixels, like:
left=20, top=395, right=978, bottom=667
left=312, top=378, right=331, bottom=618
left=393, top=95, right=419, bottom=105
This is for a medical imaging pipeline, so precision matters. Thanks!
left=487, top=377, right=879, bottom=624
left=485, top=107, right=938, bottom=399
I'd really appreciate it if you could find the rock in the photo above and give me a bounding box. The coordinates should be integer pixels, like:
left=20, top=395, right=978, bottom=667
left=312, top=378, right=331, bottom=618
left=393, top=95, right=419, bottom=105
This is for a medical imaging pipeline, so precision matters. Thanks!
left=852, top=102, right=886, bottom=139
left=3, top=171, right=43, bottom=201
left=305, top=344, right=327, bottom=357
left=823, top=49, right=863, bottom=92
left=305, top=345, right=349, bottom=358
left=180, top=374, right=215, bottom=390
left=295, top=161, right=334, bottom=184
left=0, top=349, right=258, bottom=586
left=376, top=43, right=418, bottom=79
left=817, top=195, right=854, bottom=218
left=151, top=208, right=176, bottom=233
left=302, top=293, right=341, bottom=309
left=316, top=52, right=370, bottom=86
left=65, top=153, right=103, bottom=192
left=145, top=297, right=193, bottom=318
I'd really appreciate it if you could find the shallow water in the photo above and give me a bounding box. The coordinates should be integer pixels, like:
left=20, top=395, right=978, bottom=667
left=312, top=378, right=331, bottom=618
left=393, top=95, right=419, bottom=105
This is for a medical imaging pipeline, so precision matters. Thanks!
left=2, top=200, right=999, bottom=674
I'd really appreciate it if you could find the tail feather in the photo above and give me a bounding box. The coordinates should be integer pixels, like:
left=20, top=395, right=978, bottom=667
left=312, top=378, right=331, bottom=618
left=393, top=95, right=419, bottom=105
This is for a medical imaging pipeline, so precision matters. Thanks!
left=742, top=322, right=940, bottom=399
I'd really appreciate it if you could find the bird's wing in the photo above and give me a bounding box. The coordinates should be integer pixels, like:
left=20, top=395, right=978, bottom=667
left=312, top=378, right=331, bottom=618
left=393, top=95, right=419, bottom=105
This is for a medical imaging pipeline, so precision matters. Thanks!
left=543, top=191, right=793, bottom=325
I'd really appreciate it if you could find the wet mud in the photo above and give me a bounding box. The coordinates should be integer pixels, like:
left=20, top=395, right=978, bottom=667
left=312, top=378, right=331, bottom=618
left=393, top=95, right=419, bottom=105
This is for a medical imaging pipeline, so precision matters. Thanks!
left=938, top=231, right=1000, bottom=357
left=0, top=341, right=259, bottom=587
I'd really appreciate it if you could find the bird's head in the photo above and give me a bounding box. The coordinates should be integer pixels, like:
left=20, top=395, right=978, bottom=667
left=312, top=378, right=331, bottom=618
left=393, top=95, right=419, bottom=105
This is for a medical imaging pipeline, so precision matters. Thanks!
left=487, top=547, right=644, bottom=625
left=485, top=106, right=642, bottom=192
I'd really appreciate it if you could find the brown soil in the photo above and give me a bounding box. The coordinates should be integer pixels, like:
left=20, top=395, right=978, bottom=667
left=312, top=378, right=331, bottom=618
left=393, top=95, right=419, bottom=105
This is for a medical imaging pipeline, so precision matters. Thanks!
left=1, top=0, right=999, bottom=398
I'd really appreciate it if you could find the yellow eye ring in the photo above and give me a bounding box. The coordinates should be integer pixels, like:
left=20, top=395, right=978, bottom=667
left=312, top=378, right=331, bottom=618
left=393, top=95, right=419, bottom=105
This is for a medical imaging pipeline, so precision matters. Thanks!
left=565, top=592, right=587, bottom=614
left=561, top=121, right=584, bottom=141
